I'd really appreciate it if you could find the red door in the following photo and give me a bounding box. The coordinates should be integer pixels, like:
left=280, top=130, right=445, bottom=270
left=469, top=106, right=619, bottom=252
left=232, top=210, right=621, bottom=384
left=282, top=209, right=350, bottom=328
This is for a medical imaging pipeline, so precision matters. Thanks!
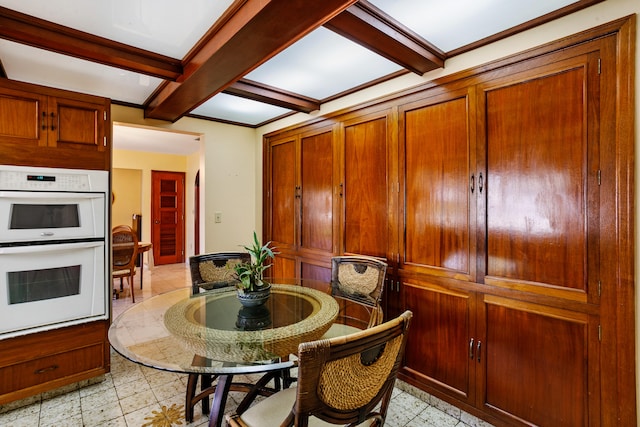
left=151, top=171, right=185, bottom=265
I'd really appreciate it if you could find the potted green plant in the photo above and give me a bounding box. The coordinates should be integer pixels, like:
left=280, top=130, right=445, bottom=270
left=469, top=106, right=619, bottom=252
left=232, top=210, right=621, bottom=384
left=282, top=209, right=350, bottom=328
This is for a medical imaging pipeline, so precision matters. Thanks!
left=233, top=231, right=277, bottom=306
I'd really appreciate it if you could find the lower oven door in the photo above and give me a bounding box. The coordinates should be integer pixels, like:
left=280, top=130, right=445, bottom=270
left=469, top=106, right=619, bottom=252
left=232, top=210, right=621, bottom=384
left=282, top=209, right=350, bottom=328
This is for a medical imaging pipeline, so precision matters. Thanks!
left=0, top=240, right=107, bottom=339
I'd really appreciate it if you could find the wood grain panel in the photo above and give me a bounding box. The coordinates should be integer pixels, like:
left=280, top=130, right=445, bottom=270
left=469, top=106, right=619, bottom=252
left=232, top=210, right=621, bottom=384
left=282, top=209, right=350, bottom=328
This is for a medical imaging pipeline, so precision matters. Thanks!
left=344, top=117, right=388, bottom=257
left=485, top=67, right=586, bottom=290
left=403, top=282, right=472, bottom=401
left=0, top=90, right=44, bottom=143
left=300, top=260, right=331, bottom=283
left=300, top=132, right=333, bottom=252
left=0, top=320, right=109, bottom=404
left=270, top=139, right=296, bottom=247
left=483, top=300, right=588, bottom=426
left=54, top=100, right=102, bottom=148
left=403, top=96, right=471, bottom=274
left=269, top=253, right=296, bottom=279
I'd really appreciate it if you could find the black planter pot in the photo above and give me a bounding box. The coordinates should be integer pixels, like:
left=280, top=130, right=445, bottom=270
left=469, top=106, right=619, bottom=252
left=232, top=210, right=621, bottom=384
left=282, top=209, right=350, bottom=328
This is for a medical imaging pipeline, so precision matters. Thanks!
left=236, top=283, right=271, bottom=308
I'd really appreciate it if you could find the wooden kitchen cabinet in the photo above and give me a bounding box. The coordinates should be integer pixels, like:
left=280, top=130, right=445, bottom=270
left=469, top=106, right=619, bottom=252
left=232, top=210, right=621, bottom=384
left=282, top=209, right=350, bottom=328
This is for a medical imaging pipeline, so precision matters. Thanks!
left=0, top=78, right=111, bottom=404
left=0, top=78, right=110, bottom=171
left=396, top=34, right=611, bottom=426
left=264, top=125, right=337, bottom=278
left=263, top=20, right=634, bottom=426
left=0, top=321, right=110, bottom=404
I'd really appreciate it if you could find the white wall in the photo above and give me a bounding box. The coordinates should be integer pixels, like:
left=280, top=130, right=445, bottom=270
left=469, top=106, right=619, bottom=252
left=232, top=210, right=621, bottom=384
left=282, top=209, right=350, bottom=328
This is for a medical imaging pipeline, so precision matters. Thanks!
left=256, top=0, right=640, bottom=413
left=111, top=105, right=259, bottom=254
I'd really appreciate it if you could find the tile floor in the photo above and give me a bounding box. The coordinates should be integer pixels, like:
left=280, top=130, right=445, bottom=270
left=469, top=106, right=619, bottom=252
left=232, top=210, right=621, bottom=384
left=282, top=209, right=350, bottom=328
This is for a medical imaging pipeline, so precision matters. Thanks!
left=0, top=263, right=495, bottom=427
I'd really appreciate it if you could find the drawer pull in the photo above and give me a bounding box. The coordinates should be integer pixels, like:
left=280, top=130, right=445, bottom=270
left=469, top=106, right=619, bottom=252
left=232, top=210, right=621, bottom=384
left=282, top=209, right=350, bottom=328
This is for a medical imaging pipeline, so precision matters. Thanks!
left=34, top=364, right=59, bottom=374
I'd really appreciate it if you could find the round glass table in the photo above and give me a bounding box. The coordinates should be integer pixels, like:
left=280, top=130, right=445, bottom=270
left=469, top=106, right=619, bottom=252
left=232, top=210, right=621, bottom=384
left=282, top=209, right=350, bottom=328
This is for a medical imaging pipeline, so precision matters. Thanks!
left=108, top=279, right=338, bottom=426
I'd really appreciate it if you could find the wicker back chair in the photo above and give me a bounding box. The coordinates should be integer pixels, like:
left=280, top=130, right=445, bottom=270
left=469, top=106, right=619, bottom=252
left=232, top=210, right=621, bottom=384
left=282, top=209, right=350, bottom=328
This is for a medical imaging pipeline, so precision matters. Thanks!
left=189, top=251, right=250, bottom=294
left=186, top=251, right=259, bottom=422
left=227, top=310, right=412, bottom=427
left=112, top=225, right=139, bottom=302
left=325, top=256, right=387, bottom=338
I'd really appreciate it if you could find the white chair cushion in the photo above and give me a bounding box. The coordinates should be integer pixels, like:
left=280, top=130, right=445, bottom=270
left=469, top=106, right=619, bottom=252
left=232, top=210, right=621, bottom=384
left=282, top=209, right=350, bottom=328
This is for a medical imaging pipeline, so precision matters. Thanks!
left=237, top=387, right=374, bottom=427
left=321, top=323, right=362, bottom=339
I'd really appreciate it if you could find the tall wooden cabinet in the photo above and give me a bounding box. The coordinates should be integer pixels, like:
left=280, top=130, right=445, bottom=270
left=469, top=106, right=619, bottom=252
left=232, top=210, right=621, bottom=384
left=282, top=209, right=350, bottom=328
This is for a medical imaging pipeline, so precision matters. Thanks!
left=266, top=126, right=337, bottom=280
left=263, top=18, right=634, bottom=427
left=0, top=78, right=111, bottom=404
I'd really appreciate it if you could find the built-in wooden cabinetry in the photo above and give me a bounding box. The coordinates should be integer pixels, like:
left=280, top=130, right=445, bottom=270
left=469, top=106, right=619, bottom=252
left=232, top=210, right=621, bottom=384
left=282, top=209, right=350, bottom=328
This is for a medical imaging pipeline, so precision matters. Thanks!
left=263, top=17, right=635, bottom=426
left=0, top=78, right=110, bottom=170
left=0, top=322, right=110, bottom=404
left=0, top=78, right=111, bottom=403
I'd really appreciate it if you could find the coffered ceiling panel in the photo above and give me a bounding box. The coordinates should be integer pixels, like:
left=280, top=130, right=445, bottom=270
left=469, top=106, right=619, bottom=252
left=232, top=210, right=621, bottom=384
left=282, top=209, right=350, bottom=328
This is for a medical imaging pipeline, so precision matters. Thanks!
left=0, top=0, right=602, bottom=143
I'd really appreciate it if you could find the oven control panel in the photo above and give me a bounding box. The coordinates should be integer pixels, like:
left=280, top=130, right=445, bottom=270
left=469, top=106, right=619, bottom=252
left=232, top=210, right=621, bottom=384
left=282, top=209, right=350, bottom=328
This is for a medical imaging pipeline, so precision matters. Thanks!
left=0, top=166, right=107, bottom=192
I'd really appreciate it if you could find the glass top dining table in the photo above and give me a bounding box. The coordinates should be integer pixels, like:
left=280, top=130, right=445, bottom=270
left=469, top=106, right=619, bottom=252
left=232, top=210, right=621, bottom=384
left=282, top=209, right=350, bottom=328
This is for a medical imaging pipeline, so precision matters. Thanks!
left=108, top=278, right=339, bottom=426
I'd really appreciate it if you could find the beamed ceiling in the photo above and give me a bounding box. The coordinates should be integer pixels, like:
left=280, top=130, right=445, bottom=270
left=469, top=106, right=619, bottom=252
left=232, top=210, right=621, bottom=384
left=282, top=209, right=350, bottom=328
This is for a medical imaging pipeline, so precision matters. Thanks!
left=0, top=0, right=603, bottom=132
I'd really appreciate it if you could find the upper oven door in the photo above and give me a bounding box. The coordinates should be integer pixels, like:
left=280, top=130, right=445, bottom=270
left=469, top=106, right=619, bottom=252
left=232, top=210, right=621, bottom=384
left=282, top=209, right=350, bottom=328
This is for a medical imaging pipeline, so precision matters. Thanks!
left=0, top=191, right=105, bottom=244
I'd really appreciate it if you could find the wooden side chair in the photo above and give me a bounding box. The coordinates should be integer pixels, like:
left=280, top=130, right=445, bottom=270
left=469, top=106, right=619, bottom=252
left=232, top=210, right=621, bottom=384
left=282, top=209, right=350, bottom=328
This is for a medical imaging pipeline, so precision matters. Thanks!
left=324, top=256, right=388, bottom=338
left=226, top=310, right=412, bottom=427
left=111, top=225, right=139, bottom=303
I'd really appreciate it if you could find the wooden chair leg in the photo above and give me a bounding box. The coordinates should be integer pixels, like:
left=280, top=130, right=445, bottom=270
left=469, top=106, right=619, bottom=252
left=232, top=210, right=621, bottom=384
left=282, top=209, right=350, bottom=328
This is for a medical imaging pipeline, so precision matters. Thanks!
left=185, top=373, right=215, bottom=421
left=201, top=374, right=212, bottom=415
left=185, top=373, right=198, bottom=422
left=128, top=275, right=135, bottom=303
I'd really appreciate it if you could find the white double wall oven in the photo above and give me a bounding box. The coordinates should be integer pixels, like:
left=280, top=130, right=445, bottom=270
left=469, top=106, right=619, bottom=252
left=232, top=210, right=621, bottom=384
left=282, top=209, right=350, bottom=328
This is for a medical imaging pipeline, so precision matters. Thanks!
left=0, top=165, right=109, bottom=339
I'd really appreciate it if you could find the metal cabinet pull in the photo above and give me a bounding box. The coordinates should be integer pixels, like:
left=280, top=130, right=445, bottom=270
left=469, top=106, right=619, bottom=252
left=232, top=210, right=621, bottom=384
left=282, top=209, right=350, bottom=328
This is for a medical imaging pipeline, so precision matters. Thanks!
left=476, top=340, right=482, bottom=362
left=469, top=338, right=475, bottom=359
left=34, top=364, right=58, bottom=374
left=470, top=174, right=475, bottom=193
left=41, top=111, right=47, bottom=130
left=478, top=172, right=484, bottom=194
left=50, top=112, right=56, bottom=131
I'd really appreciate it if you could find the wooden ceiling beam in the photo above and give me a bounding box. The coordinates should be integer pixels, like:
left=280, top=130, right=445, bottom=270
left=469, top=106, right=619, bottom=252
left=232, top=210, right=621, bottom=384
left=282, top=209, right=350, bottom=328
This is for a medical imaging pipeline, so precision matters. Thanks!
left=224, top=79, right=320, bottom=113
left=144, top=0, right=358, bottom=122
left=324, top=0, right=445, bottom=75
left=0, top=6, right=182, bottom=81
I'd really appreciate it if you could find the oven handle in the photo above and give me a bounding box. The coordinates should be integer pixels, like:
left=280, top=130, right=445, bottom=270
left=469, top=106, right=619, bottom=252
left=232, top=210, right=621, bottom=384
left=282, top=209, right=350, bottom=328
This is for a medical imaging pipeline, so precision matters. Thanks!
left=0, top=240, right=104, bottom=254
left=0, top=191, right=104, bottom=199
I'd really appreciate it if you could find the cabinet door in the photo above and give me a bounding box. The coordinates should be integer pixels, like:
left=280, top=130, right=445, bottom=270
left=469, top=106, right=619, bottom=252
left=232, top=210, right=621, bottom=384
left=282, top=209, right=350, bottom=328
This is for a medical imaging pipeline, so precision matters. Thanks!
left=479, top=296, right=597, bottom=426
left=479, top=55, right=600, bottom=302
left=401, top=280, right=477, bottom=405
left=342, top=113, right=392, bottom=258
left=0, top=86, right=47, bottom=147
left=50, top=96, right=106, bottom=152
left=267, top=137, right=297, bottom=253
left=299, top=130, right=334, bottom=255
left=400, top=89, right=476, bottom=281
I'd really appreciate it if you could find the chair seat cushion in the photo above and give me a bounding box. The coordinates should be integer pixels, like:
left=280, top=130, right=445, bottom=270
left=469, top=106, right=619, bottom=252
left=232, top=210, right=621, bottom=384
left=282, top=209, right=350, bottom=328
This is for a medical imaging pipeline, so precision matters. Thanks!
left=113, top=268, right=134, bottom=277
left=321, top=323, right=362, bottom=339
left=237, top=387, right=374, bottom=427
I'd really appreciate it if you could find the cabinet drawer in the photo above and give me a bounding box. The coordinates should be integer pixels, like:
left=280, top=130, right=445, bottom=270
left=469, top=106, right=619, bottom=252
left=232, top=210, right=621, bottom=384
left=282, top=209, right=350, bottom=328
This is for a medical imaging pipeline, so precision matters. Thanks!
left=0, top=343, right=104, bottom=395
left=0, top=343, right=105, bottom=395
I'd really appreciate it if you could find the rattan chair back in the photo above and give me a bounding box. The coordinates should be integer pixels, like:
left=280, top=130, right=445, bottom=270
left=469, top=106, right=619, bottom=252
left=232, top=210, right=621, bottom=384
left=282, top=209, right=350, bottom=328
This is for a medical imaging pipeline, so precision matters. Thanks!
left=330, top=256, right=388, bottom=329
left=227, top=310, right=412, bottom=427
left=189, top=251, right=250, bottom=294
